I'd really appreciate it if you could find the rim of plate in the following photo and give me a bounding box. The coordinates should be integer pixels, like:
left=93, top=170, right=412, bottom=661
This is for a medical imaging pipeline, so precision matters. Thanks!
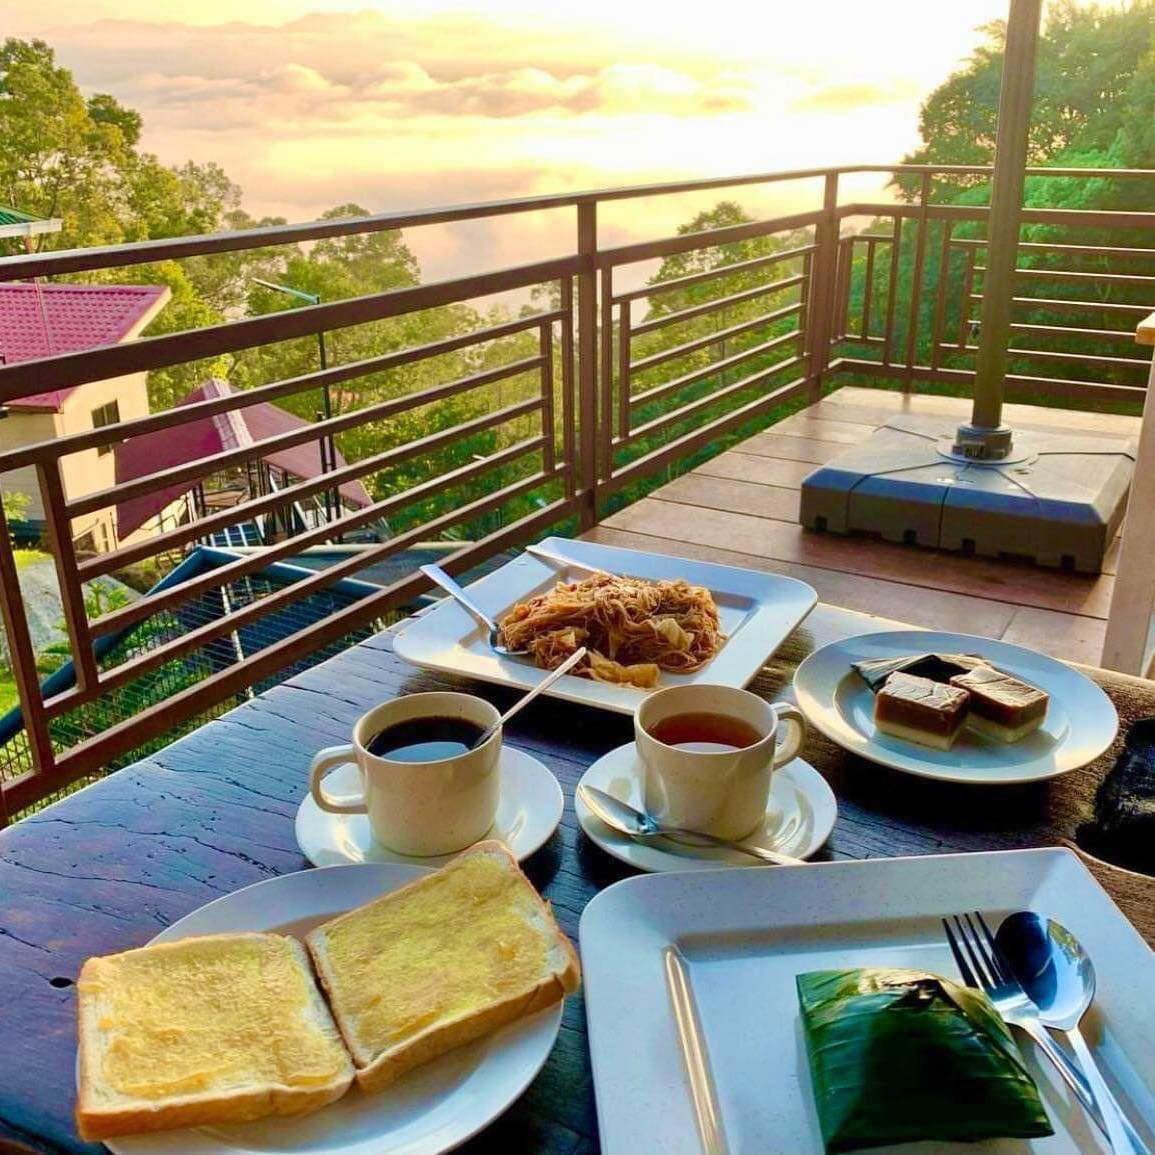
left=793, top=629, right=1118, bottom=784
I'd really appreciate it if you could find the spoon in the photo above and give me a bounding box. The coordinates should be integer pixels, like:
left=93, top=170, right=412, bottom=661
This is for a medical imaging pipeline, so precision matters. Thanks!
left=420, top=563, right=526, bottom=656
left=524, top=542, right=610, bottom=577
left=996, top=912, right=1147, bottom=1155
left=577, top=784, right=805, bottom=866
left=471, top=647, right=587, bottom=748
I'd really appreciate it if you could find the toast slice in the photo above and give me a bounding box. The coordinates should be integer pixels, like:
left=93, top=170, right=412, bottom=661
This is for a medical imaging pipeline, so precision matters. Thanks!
left=306, top=840, right=580, bottom=1092
left=76, top=931, right=354, bottom=1140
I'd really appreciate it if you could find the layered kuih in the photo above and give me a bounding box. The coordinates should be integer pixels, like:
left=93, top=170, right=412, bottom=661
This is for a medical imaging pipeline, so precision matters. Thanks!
left=951, top=666, right=1050, bottom=743
left=873, top=672, right=970, bottom=751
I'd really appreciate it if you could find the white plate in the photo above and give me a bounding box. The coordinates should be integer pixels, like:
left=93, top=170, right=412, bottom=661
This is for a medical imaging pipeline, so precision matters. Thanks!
left=393, top=536, right=817, bottom=715
left=574, top=741, right=837, bottom=871
left=580, top=849, right=1155, bottom=1155
left=793, top=630, right=1118, bottom=784
left=101, top=864, right=563, bottom=1155
left=295, top=745, right=563, bottom=867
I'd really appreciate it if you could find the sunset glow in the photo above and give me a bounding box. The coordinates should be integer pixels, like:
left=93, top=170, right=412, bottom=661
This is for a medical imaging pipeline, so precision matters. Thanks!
left=6, top=1, right=1114, bottom=275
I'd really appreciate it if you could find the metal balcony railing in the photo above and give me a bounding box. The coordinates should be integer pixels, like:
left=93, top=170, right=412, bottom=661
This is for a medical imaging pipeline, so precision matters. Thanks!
left=0, top=162, right=1153, bottom=817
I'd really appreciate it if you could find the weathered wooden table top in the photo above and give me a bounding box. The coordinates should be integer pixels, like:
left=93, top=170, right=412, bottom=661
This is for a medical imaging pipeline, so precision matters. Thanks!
left=2, top=602, right=1153, bottom=1154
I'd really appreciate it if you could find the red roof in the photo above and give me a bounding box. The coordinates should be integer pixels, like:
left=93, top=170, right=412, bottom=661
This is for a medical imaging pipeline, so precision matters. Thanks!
left=0, top=283, right=169, bottom=411
left=114, top=379, right=372, bottom=539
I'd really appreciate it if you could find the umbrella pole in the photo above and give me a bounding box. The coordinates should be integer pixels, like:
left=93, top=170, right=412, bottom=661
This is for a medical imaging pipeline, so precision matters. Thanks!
left=953, top=0, right=1043, bottom=460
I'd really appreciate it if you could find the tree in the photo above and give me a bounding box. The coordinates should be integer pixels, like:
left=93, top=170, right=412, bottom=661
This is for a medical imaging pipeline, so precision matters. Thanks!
left=899, top=2, right=1155, bottom=200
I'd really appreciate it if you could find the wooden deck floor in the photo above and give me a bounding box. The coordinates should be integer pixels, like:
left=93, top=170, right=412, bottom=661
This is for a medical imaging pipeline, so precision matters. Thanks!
left=586, top=385, right=1140, bottom=667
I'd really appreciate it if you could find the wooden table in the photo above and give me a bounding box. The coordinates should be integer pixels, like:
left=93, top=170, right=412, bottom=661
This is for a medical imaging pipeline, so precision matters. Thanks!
left=2, top=603, right=1153, bottom=1154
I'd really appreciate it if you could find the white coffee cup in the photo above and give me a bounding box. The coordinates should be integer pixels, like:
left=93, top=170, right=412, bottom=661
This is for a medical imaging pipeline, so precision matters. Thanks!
left=635, top=684, right=807, bottom=841
left=308, top=691, right=501, bottom=856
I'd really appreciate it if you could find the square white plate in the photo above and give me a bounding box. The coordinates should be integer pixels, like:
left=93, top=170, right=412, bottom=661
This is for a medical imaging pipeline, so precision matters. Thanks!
left=579, top=849, right=1155, bottom=1155
left=393, top=537, right=817, bottom=714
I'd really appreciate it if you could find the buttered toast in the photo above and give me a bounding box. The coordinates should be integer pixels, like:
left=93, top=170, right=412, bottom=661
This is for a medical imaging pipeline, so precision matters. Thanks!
left=76, top=932, right=354, bottom=1140
left=306, top=840, right=580, bottom=1092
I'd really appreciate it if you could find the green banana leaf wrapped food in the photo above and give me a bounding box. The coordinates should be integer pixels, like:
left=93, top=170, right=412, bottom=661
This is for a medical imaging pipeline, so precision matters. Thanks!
left=797, top=968, right=1053, bottom=1152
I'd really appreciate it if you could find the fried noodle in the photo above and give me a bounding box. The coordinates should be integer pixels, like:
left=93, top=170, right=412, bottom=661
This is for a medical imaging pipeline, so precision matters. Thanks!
left=498, top=571, right=723, bottom=688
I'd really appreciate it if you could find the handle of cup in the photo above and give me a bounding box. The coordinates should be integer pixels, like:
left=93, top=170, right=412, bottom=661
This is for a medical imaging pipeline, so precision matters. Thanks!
left=309, top=745, right=367, bottom=815
left=771, top=702, right=807, bottom=768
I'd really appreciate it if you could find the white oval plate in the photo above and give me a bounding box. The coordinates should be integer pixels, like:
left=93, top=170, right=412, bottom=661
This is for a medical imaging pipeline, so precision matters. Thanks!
left=794, top=629, right=1119, bottom=785
left=98, top=864, right=563, bottom=1155
left=574, top=741, right=837, bottom=872
left=295, top=745, right=563, bottom=868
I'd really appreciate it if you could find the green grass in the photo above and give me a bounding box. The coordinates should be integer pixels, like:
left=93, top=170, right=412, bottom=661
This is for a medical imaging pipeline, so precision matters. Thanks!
left=0, top=676, right=18, bottom=715
left=13, top=549, right=48, bottom=570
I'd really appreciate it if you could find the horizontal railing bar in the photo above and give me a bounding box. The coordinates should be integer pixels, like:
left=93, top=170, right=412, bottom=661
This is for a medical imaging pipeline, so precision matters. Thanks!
left=597, top=211, right=822, bottom=270
left=841, top=202, right=1155, bottom=230
left=979, top=266, right=1155, bottom=286
left=78, top=396, right=543, bottom=579
left=17, top=496, right=573, bottom=800
left=632, top=306, right=803, bottom=374
left=0, top=311, right=561, bottom=473
left=625, top=354, right=804, bottom=444
left=67, top=356, right=543, bottom=518
left=1007, top=321, right=1144, bottom=341
left=630, top=329, right=802, bottom=411
left=6, top=163, right=1153, bottom=281
left=988, top=295, right=1155, bottom=314
left=1023, top=345, right=1152, bottom=369
left=80, top=436, right=547, bottom=643
left=631, top=274, right=804, bottom=337
left=0, top=259, right=575, bottom=401
left=601, top=376, right=808, bottom=499
left=50, top=460, right=561, bottom=715
left=833, top=357, right=1147, bottom=403
left=856, top=163, right=1155, bottom=179
left=951, top=238, right=1155, bottom=257
left=613, top=245, right=814, bottom=304
left=944, top=344, right=1151, bottom=370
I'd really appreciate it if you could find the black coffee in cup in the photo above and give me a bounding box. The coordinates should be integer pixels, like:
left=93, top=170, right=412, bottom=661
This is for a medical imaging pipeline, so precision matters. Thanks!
left=366, top=716, right=486, bottom=762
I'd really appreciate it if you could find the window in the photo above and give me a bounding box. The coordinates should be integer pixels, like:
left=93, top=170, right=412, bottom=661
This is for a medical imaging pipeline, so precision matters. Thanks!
left=92, top=400, right=121, bottom=455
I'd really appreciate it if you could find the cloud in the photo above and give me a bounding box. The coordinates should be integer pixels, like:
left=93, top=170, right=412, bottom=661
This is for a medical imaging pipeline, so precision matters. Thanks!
left=22, top=3, right=962, bottom=276
left=792, top=80, right=921, bottom=112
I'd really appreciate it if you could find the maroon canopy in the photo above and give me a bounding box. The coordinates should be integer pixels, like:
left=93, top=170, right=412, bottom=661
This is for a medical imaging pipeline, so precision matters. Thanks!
left=114, top=378, right=371, bottom=539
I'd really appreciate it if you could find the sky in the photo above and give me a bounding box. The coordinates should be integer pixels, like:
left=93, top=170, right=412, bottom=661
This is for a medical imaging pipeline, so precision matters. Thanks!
left=6, top=1, right=1079, bottom=281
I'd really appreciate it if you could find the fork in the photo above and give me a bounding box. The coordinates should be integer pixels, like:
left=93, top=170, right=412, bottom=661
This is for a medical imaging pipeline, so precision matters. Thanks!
left=943, top=913, right=1108, bottom=1138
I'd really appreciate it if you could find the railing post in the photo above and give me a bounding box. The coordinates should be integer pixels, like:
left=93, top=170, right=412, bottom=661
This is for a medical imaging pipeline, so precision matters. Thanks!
left=1101, top=312, right=1155, bottom=675
left=576, top=201, right=599, bottom=530
left=0, top=498, right=55, bottom=806
left=805, top=171, right=840, bottom=400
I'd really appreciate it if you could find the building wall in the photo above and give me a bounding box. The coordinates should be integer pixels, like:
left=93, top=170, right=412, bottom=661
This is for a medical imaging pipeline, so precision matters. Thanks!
left=0, top=372, right=150, bottom=551
left=0, top=409, right=62, bottom=522
left=58, top=374, right=150, bottom=552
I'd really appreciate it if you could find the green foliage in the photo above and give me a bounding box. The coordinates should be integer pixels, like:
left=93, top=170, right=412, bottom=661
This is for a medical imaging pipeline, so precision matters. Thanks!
left=846, top=3, right=1155, bottom=401
left=2, top=491, right=29, bottom=524
left=899, top=2, right=1155, bottom=201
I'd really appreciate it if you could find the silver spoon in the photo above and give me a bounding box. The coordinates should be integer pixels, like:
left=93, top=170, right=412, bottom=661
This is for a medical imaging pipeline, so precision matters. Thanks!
left=997, top=912, right=1147, bottom=1155
left=471, top=647, right=587, bottom=748
left=577, top=784, right=805, bottom=866
left=420, top=563, right=527, bottom=656
left=524, top=542, right=610, bottom=576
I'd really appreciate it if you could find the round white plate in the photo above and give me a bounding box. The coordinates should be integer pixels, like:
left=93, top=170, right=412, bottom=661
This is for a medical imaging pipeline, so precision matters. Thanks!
left=100, top=864, right=564, bottom=1155
left=295, top=746, right=563, bottom=868
left=793, top=629, right=1119, bottom=785
left=574, top=742, right=837, bottom=872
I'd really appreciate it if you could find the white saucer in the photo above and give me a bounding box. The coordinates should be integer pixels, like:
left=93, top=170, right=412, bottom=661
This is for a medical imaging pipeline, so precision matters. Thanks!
left=296, top=745, right=563, bottom=867
left=574, top=742, right=837, bottom=872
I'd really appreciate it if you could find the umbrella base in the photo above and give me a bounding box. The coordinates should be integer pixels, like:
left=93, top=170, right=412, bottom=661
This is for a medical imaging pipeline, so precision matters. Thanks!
left=799, top=415, right=1134, bottom=574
